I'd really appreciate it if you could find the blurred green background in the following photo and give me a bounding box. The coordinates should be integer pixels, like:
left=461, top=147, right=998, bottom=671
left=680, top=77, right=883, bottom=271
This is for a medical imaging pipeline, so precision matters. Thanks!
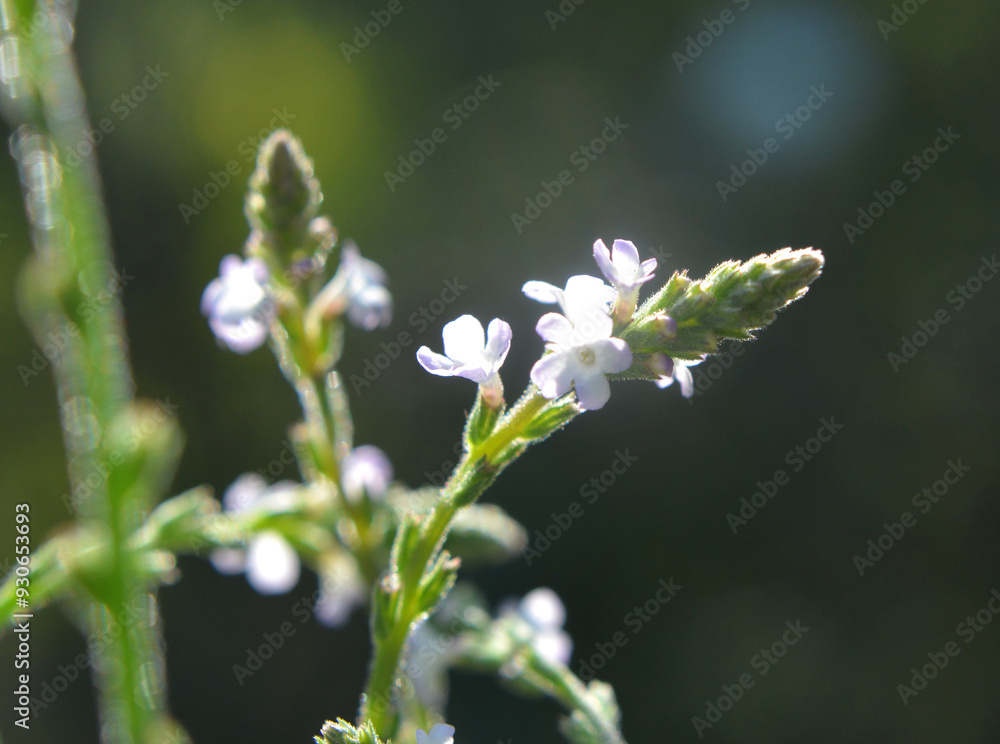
left=1, top=0, right=999, bottom=742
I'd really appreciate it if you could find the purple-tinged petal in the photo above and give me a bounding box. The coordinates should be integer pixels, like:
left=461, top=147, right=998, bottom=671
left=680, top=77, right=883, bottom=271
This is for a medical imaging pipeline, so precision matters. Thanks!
left=522, top=280, right=564, bottom=305
left=222, top=473, right=268, bottom=512
left=611, top=239, right=641, bottom=272
left=417, top=347, right=459, bottom=376
left=520, top=587, right=566, bottom=629
left=416, top=724, right=455, bottom=744
left=592, top=239, right=615, bottom=279
left=484, top=318, right=513, bottom=369
left=530, top=350, right=575, bottom=400
left=535, top=312, right=576, bottom=346
left=592, top=337, right=632, bottom=374
left=342, top=445, right=393, bottom=502
left=674, top=364, right=695, bottom=398
left=573, top=368, right=612, bottom=410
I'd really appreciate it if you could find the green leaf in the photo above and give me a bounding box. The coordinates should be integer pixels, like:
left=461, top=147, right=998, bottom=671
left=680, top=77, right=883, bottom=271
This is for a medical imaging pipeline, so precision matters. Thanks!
left=446, top=503, right=527, bottom=565
left=416, top=551, right=461, bottom=617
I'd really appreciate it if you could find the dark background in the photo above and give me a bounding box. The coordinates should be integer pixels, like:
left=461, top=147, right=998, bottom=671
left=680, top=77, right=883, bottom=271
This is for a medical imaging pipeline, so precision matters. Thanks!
left=2, top=0, right=999, bottom=742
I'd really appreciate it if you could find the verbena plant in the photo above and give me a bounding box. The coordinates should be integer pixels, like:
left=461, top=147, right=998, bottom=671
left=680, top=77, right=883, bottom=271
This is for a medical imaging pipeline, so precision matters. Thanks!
left=0, top=3, right=823, bottom=744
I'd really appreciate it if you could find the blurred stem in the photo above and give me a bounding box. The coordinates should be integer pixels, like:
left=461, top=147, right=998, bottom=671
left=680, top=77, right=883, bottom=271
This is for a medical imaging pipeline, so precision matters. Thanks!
left=530, top=655, right=626, bottom=744
left=1, top=2, right=172, bottom=742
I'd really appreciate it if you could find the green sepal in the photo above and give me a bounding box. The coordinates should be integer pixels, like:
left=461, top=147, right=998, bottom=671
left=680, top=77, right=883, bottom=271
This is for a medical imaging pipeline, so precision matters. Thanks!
left=463, top=389, right=504, bottom=450
left=519, top=397, right=582, bottom=442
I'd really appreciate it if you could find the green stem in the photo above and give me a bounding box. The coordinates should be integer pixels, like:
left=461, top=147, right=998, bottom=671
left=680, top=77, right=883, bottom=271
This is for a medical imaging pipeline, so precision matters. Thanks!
left=360, top=387, right=553, bottom=736
left=1, top=4, right=170, bottom=742
left=531, top=655, right=626, bottom=744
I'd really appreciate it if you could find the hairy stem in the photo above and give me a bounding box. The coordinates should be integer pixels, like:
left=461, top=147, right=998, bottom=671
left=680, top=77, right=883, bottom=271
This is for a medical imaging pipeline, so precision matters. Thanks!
left=1, top=2, right=171, bottom=741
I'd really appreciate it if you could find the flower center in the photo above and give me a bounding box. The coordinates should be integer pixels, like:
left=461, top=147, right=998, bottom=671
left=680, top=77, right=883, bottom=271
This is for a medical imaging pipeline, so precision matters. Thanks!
left=576, top=346, right=596, bottom=366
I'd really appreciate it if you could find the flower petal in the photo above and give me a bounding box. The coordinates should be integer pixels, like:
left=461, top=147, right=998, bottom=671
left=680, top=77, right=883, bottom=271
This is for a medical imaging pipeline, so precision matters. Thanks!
left=592, top=239, right=615, bottom=279
left=611, top=239, right=641, bottom=274
left=522, top=280, right=564, bottom=305
left=245, top=532, right=300, bottom=595
left=530, top=350, right=575, bottom=400
left=562, top=275, right=615, bottom=336
left=573, top=368, right=612, bottom=410
left=535, top=312, right=576, bottom=346
left=222, top=473, right=268, bottom=512
left=441, top=314, right=486, bottom=364
left=342, top=445, right=393, bottom=502
left=535, top=628, right=573, bottom=666
left=484, top=318, right=513, bottom=370
left=416, top=723, right=455, bottom=744
left=674, top=364, right=695, bottom=398
left=520, top=587, right=566, bottom=630
left=592, top=337, right=632, bottom=374
left=638, top=257, right=658, bottom=280
left=209, top=548, right=246, bottom=575
left=417, top=347, right=459, bottom=376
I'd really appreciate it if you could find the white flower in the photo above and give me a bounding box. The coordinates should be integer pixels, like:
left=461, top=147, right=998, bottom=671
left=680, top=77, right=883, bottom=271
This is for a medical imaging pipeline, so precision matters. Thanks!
left=654, top=357, right=703, bottom=398
left=416, top=723, right=455, bottom=744
left=341, top=445, right=393, bottom=503
left=593, top=239, right=657, bottom=325
left=592, top=239, right=657, bottom=296
left=417, top=315, right=512, bottom=383
left=405, top=622, right=453, bottom=710
left=529, top=312, right=631, bottom=410
left=522, top=275, right=616, bottom=331
left=502, top=587, right=573, bottom=666
left=313, top=241, right=392, bottom=330
left=209, top=474, right=301, bottom=595
left=201, top=255, right=274, bottom=353
left=314, top=552, right=366, bottom=628
left=417, top=315, right=512, bottom=407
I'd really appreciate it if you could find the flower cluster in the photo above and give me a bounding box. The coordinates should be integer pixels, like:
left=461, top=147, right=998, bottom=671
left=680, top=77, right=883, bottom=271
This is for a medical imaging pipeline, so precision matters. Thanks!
left=202, top=242, right=391, bottom=354
left=210, top=444, right=392, bottom=626
left=200, top=256, right=275, bottom=354
left=416, top=238, right=700, bottom=411
left=500, top=587, right=573, bottom=666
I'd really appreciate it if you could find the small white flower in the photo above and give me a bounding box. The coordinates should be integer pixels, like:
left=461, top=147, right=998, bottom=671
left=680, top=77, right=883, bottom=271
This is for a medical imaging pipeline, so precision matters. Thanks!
left=592, top=238, right=657, bottom=296
left=593, top=239, right=657, bottom=325
left=406, top=623, right=453, bottom=710
left=313, top=241, right=392, bottom=330
left=529, top=312, right=631, bottom=411
left=245, top=531, right=300, bottom=595
left=415, top=723, right=455, bottom=744
left=201, top=255, right=274, bottom=353
left=502, top=588, right=573, bottom=666
left=314, top=552, right=366, bottom=628
left=655, top=357, right=703, bottom=398
left=209, top=474, right=301, bottom=595
left=417, top=315, right=512, bottom=406
left=341, top=445, right=393, bottom=503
